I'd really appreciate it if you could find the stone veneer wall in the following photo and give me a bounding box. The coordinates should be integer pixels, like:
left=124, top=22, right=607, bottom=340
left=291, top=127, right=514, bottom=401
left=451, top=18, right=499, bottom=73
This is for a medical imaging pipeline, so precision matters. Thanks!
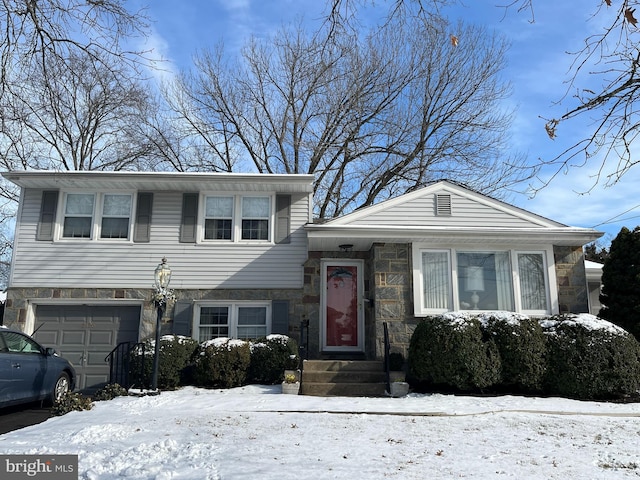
left=553, top=245, right=589, bottom=314
left=3, top=287, right=303, bottom=341
left=371, top=243, right=414, bottom=363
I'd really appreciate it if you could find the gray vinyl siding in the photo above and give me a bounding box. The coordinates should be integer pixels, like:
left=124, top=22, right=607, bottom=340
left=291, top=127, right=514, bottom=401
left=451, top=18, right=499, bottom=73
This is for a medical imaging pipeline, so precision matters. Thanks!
left=346, top=191, right=545, bottom=228
left=10, top=189, right=309, bottom=289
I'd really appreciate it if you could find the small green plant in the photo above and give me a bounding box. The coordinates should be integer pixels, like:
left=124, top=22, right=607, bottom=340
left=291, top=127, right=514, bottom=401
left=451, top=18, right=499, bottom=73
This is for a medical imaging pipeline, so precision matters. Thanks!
left=51, top=392, right=93, bottom=416
left=93, top=383, right=128, bottom=401
left=284, top=373, right=297, bottom=383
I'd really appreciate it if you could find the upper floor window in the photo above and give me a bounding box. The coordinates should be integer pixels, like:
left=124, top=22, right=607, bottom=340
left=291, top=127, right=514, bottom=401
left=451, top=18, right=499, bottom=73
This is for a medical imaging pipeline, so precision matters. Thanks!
left=63, top=194, right=94, bottom=238
left=204, top=196, right=233, bottom=240
left=62, top=192, right=132, bottom=240
left=101, top=194, right=132, bottom=239
left=241, top=197, right=270, bottom=240
left=201, top=195, right=272, bottom=242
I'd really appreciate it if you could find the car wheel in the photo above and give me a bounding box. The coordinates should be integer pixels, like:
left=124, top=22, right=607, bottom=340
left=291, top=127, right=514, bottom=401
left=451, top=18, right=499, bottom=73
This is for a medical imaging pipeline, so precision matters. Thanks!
left=50, top=373, right=71, bottom=405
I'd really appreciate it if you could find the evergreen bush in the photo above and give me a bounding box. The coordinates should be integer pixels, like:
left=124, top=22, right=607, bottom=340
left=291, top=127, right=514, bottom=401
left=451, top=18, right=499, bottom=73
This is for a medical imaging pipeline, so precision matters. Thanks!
left=480, top=313, right=547, bottom=393
left=541, top=314, right=640, bottom=400
left=408, top=314, right=501, bottom=392
left=51, top=392, right=93, bottom=416
left=192, top=338, right=251, bottom=388
left=93, top=383, right=128, bottom=401
left=248, top=335, right=299, bottom=384
left=129, top=335, right=199, bottom=390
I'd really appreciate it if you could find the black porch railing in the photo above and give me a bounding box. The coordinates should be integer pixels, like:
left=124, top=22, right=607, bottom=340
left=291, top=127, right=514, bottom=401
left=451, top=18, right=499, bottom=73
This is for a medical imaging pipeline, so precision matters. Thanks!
left=383, top=322, right=391, bottom=394
left=105, top=341, right=149, bottom=389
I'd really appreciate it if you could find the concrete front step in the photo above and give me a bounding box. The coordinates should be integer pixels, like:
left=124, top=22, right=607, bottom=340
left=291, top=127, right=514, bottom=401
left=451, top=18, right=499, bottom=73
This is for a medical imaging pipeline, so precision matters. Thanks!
left=302, top=370, right=386, bottom=384
left=303, top=360, right=384, bottom=372
left=301, top=360, right=387, bottom=397
left=301, top=381, right=387, bottom=397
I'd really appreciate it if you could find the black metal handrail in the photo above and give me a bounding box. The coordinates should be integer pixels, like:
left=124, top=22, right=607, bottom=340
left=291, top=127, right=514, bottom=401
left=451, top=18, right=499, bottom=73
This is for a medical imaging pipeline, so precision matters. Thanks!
left=383, top=322, right=390, bottom=394
left=299, top=318, right=309, bottom=363
left=105, top=341, right=148, bottom=389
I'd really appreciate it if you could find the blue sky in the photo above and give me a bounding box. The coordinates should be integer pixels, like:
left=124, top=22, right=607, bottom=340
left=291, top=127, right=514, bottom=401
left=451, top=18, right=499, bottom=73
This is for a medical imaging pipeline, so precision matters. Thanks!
left=133, top=0, right=640, bottom=246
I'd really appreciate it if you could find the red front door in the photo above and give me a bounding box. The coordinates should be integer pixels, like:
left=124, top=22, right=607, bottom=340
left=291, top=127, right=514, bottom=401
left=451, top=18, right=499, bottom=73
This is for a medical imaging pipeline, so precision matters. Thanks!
left=322, top=261, right=363, bottom=351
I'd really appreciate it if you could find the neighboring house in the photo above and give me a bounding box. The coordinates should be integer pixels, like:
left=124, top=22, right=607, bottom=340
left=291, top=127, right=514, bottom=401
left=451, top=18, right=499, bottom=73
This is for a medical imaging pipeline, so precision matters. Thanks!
left=585, top=260, right=604, bottom=315
left=1, top=172, right=602, bottom=390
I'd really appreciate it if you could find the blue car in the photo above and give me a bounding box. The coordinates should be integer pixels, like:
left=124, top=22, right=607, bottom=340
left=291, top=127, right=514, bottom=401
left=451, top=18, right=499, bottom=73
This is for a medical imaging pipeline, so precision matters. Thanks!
left=0, top=326, right=76, bottom=408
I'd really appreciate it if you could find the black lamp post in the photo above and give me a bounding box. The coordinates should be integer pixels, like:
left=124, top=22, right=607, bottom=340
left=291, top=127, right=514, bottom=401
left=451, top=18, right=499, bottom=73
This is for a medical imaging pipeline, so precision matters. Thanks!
left=151, top=257, right=172, bottom=391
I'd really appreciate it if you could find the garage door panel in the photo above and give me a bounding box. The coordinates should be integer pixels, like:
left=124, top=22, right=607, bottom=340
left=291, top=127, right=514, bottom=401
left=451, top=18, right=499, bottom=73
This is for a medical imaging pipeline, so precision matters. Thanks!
left=61, top=331, right=86, bottom=345
left=89, top=330, right=114, bottom=345
left=34, top=305, right=141, bottom=391
left=36, top=331, right=58, bottom=345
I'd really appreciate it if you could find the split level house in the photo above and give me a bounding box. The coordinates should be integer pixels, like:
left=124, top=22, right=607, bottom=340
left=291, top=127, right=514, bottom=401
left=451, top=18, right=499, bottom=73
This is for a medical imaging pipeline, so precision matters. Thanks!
left=1, top=171, right=602, bottom=391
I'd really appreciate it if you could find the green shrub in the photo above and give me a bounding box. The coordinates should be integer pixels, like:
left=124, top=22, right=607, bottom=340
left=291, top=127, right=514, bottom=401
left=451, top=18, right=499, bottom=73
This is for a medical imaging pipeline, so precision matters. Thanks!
left=129, top=335, right=199, bottom=389
left=541, top=314, right=640, bottom=400
left=93, top=383, right=128, bottom=401
left=480, top=313, right=547, bottom=393
left=248, top=335, right=299, bottom=384
left=51, top=392, right=93, bottom=416
left=192, top=338, right=251, bottom=388
left=408, top=314, right=501, bottom=392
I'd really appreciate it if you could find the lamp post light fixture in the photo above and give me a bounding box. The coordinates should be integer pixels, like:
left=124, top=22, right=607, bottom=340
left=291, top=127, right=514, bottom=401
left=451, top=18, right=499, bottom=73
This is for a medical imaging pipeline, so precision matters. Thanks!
left=151, top=257, right=173, bottom=391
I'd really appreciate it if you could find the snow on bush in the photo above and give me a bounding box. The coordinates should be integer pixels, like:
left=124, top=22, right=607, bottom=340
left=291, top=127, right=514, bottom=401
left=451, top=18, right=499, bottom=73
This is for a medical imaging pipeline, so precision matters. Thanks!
left=409, top=311, right=640, bottom=400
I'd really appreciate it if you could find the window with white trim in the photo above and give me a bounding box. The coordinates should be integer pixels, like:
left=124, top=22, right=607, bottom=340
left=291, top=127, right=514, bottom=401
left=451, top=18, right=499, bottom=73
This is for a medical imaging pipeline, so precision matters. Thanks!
left=201, top=195, right=272, bottom=242
left=414, top=247, right=551, bottom=315
left=63, top=193, right=94, bottom=238
left=195, top=302, right=271, bottom=341
left=62, top=192, right=133, bottom=240
left=241, top=197, right=270, bottom=240
left=101, top=194, right=132, bottom=239
left=204, top=196, right=233, bottom=240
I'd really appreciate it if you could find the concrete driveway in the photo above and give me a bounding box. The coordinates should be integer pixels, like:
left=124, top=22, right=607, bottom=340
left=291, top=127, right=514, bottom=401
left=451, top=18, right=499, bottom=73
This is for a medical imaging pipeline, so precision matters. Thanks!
left=0, top=402, right=52, bottom=434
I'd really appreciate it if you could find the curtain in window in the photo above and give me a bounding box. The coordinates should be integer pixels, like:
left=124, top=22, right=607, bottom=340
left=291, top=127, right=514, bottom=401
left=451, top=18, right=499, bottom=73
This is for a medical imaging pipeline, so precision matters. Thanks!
left=421, top=251, right=450, bottom=309
left=495, top=252, right=514, bottom=311
left=103, top=194, right=131, bottom=216
left=206, top=197, right=233, bottom=217
left=518, top=253, right=548, bottom=310
left=242, top=197, right=270, bottom=218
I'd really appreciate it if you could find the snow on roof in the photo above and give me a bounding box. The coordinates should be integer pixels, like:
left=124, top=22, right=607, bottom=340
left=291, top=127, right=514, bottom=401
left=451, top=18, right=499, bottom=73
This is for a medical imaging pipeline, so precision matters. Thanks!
left=584, top=260, right=603, bottom=270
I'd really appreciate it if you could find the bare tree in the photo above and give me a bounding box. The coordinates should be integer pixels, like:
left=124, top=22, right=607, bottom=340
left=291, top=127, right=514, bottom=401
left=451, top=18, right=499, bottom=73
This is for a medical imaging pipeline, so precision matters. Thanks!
left=329, top=0, right=640, bottom=194
left=1, top=51, right=161, bottom=173
left=168, top=17, right=529, bottom=217
left=0, top=0, right=149, bottom=96
left=2, top=51, right=169, bottom=175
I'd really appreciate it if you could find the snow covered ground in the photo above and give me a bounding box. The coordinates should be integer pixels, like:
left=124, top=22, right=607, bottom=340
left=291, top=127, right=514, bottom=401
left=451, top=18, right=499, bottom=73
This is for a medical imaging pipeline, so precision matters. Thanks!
left=1, top=386, right=639, bottom=479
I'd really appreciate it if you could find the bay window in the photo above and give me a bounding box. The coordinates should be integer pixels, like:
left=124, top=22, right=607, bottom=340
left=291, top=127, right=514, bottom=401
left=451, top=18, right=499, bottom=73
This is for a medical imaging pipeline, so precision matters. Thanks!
left=414, top=246, right=552, bottom=315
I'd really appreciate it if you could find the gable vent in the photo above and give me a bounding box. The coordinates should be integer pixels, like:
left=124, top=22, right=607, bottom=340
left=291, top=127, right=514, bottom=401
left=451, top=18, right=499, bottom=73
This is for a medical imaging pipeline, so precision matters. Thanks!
left=435, top=194, right=452, bottom=216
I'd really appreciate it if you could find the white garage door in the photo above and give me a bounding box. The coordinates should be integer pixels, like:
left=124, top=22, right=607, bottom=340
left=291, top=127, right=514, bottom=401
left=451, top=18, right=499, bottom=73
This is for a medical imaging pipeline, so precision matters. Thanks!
left=33, top=305, right=141, bottom=391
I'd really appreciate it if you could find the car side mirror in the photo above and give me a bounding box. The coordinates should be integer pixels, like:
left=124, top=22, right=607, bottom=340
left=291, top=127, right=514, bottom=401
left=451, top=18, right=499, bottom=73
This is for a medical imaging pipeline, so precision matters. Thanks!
left=45, top=347, right=57, bottom=356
